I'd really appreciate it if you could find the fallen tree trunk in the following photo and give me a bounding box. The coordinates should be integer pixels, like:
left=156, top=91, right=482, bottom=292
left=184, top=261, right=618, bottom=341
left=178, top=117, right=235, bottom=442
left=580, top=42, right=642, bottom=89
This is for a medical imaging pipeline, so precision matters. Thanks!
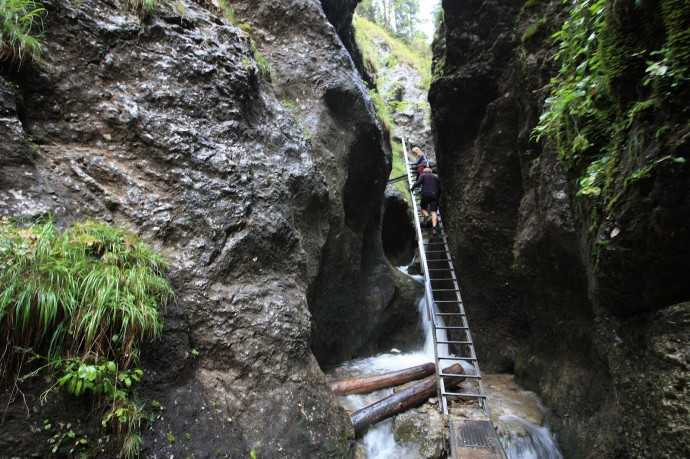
left=330, top=362, right=435, bottom=396
left=350, top=363, right=465, bottom=436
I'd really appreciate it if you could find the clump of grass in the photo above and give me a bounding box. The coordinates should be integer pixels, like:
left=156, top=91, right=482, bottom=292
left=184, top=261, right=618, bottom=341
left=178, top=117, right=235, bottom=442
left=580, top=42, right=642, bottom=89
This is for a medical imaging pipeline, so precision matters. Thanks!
left=0, top=0, right=46, bottom=68
left=125, top=0, right=159, bottom=15
left=0, top=217, right=171, bottom=370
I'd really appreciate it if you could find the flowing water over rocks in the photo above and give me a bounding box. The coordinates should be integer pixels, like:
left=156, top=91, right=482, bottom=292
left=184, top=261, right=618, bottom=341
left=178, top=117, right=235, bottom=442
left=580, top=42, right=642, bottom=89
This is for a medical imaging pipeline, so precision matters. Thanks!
left=327, top=272, right=563, bottom=458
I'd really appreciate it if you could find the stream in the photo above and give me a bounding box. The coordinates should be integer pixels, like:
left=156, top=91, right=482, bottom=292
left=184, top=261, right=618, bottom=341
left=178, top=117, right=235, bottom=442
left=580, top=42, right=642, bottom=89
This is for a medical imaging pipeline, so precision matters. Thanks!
left=327, top=271, right=563, bottom=458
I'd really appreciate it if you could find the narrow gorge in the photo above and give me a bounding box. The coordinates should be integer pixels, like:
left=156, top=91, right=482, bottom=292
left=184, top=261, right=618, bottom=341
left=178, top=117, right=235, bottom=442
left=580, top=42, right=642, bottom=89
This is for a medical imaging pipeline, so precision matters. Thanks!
left=1, top=0, right=688, bottom=458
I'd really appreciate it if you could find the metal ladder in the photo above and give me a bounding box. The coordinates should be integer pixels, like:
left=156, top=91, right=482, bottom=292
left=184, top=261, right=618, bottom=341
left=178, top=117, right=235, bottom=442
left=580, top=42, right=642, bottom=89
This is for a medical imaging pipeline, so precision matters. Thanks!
left=403, top=139, right=488, bottom=417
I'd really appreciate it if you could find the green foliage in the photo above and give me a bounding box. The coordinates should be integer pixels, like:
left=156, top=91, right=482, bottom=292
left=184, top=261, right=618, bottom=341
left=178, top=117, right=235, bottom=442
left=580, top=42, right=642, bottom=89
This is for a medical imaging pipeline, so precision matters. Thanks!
left=356, top=0, right=423, bottom=42
left=45, top=420, right=89, bottom=455
left=254, top=52, right=272, bottom=81
left=532, top=0, right=610, bottom=166
left=353, top=13, right=431, bottom=91
left=171, top=1, right=185, bottom=19
left=521, top=17, right=548, bottom=46
left=390, top=139, right=411, bottom=196
left=248, top=37, right=272, bottom=82
left=531, top=0, right=687, bottom=204
left=0, top=0, right=46, bottom=68
left=518, top=0, right=542, bottom=22
left=216, top=0, right=235, bottom=23
left=0, top=217, right=171, bottom=367
left=125, top=0, right=159, bottom=15
left=354, top=11, right=430, bottom=152
left=368, top=87, right=393, bottom=133
left=0, top=217, right=172, bottom=457
left=280, top=99, right=296, bottom=111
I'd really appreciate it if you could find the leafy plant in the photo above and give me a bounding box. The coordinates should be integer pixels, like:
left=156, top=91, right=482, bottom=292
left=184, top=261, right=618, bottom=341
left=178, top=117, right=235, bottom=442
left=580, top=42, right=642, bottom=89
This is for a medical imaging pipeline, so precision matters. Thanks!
left=530, top=0, right=687, bottom=203
left=45, top=420, right=89, bottom=455
left=0, top=0, right=46, bottom=67
left=531, top=0, right=609, bottom=160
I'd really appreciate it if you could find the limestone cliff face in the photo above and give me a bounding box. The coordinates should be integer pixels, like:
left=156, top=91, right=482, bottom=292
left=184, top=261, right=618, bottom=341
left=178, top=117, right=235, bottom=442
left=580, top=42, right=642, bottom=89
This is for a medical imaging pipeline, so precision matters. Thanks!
left=430, top=0, right=689, bottom=457
left=0, top=0, right=409, bottom=456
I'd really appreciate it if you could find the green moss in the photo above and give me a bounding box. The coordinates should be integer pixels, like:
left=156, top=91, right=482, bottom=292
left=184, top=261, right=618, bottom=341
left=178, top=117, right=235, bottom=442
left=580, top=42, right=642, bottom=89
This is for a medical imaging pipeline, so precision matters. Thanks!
left=598, top=4, right=647, bottom=106
left=661, top=0, right=690, bottom=68
left=521, top=17, right=547, bottom=46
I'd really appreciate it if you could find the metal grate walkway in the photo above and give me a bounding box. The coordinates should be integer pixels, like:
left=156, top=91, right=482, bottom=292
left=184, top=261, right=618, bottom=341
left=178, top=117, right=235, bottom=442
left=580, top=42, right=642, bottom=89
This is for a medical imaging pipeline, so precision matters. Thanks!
left=403, top=140, right=506, bottom=458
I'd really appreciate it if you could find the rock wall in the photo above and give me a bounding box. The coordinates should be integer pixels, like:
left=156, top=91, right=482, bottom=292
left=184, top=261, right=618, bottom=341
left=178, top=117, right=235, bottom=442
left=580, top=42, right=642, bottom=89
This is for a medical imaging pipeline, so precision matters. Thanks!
left=430, top=0, right=689, bottom=457
left=0, top=0, right=416, bottom=456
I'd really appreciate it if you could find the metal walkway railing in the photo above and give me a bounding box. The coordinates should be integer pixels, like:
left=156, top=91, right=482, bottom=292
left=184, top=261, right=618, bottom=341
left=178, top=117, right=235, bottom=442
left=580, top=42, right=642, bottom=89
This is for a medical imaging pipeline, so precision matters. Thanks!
left=403, top=139, right=489, bottom=417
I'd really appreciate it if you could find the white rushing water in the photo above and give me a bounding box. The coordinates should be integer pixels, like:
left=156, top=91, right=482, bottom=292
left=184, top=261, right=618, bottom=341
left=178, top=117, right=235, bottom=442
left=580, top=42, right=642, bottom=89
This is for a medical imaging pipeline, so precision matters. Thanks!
left=500, top=415, right=563, bottom=459
left=328, top=270, right=564, bottom=458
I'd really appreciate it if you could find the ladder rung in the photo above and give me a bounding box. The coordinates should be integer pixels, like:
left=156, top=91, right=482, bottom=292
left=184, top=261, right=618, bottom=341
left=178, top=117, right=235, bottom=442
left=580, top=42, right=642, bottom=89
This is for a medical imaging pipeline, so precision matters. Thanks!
left=434, top=301, right=462, bottom=304
left=442, top=391, right=487, bottom=399
left=435, top=326, right=469, bottom=330
left=429, top=277, right=456, bottom=281
left=436, top=340, right=472, bottom=344
left=437, top=356, right=476, bottom=361
left=439, top=373, right=481, bottom=379
left=435, top=312, right=465, bottom=316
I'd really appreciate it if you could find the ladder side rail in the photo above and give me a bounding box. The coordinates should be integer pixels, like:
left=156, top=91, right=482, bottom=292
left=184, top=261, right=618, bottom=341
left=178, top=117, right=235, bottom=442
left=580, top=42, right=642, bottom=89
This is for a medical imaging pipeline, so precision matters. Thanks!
left=403, top=139, right=444, bottom=407
left=438, top=237, right=491, bottom=416
left=431, top=199, right=492, bottom=416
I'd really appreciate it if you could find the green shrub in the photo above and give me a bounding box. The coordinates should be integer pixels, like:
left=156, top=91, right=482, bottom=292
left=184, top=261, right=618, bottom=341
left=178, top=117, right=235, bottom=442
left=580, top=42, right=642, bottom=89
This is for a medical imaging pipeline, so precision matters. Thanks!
left=0, top=0, right=45, bottom=67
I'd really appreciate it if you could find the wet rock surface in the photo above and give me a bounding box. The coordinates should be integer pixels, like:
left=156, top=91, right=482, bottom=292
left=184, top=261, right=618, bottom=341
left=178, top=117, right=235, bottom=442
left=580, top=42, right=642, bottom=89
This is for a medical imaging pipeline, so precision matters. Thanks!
left=393, top=404, right=447, bottom=458
left=430, top=0, right=689, bottom=457
left=0, top=0, right=417, bottom=456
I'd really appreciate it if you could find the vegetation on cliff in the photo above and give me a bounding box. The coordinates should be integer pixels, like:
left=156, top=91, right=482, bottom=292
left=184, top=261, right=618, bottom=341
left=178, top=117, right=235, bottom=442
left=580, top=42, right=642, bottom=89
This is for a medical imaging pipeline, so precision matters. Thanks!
left=0, top=0, right=45, bottom=68
left=532, top=0, right=688, bottom=220
left=353, top=13, right=431, bottom=195
left=0, top=217, right=173, bottom=456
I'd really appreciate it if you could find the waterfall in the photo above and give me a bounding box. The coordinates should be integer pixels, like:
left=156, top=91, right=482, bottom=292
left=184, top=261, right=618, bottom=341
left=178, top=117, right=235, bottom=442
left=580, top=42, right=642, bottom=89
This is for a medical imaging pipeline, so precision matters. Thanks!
left=499, top=415, right=563, bottom=459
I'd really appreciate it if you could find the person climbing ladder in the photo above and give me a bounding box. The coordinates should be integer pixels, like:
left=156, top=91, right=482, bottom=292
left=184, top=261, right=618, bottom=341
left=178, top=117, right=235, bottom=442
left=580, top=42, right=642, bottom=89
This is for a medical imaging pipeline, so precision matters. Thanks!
left=410, top=167, right=441, bottom=230
left=407, top=147, right=428, bottom=179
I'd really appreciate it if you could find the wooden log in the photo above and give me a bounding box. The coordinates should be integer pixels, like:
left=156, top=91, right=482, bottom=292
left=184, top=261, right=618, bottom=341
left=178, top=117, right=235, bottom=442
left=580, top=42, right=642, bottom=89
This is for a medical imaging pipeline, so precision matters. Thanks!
left=330, top=362, right=436, bottom=396
left=350, top=363, right=466, bottom=436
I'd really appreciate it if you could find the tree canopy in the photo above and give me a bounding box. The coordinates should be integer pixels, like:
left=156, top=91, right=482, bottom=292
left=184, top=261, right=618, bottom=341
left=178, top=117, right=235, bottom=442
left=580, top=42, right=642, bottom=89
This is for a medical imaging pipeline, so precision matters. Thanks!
left=356, top=0, right=422, bottom=41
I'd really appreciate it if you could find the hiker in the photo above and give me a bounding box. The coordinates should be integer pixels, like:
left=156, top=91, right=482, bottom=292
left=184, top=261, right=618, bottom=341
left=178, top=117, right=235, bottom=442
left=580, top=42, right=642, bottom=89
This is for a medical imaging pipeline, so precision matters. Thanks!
left=407, top=147, right=428, bottom=178
left=410, top=167, right=441, bottom=229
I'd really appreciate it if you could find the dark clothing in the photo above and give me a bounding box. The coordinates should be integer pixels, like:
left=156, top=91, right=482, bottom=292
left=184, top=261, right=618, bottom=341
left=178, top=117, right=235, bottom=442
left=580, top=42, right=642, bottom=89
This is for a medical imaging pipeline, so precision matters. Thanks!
left=411, top=172, right=441, bottom=197
left=420, top=193, right=439, bottom=213
left=411, top=172, right=441, bottom=213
